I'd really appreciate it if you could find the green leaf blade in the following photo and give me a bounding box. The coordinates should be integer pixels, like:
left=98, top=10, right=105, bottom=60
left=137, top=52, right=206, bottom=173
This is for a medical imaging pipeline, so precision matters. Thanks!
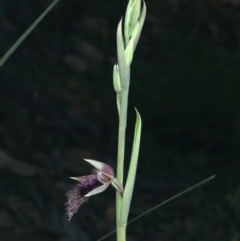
left=121, top=108, right=142, bottom=223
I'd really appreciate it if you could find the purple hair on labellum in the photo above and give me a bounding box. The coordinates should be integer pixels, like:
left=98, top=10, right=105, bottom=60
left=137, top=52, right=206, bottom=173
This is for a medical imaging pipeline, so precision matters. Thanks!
left=65, top=175, right=102, bottom=220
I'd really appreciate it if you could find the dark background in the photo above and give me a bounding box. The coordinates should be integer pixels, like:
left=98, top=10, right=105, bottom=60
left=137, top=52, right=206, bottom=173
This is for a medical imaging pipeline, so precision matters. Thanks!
left=0, top=0, right=240, bottom=240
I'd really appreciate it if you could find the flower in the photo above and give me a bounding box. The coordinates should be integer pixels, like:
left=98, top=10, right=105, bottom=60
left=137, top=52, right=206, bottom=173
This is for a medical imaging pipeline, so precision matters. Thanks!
left=65, top=159, right=124, bottom=220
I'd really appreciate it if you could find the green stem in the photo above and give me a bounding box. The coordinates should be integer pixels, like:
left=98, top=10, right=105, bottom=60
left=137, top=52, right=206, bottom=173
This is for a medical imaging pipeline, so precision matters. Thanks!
left=116, top=89, right=129, bottom=183
left=117, top=222, right=127, bottom=241
left=116, top=87, right=129, bottom=241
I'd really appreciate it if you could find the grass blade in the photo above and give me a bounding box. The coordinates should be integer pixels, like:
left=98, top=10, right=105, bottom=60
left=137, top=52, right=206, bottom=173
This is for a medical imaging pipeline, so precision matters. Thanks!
left=0, top=0, right=59, bottom=67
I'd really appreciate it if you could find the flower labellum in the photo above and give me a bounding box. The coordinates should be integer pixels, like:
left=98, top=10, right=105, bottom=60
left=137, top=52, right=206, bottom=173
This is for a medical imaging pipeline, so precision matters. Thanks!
left=65, top=159, right=124, bottom=220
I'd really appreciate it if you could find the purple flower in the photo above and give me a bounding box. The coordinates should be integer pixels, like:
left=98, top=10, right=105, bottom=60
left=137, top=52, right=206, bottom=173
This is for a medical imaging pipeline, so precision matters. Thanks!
left=65, top=159, right=124, bottom=220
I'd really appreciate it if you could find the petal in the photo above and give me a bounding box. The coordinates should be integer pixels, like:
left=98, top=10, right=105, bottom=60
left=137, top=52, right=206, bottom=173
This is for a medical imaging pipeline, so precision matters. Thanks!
left=70, top=177, right=80, bottom=181
left=85, top=183, right=110, bottom=197
left=111, top=177, right=124, bottom=196
left=69, top=175, right=97, bottom=183
left=83, top=159, right=114, bottom=177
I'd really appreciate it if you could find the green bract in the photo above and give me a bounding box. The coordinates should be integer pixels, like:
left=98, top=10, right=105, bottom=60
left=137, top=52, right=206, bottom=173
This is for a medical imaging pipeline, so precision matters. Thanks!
left=113, top=64, right=122, bottom=93
left=124, top=0, right=141, bottom=44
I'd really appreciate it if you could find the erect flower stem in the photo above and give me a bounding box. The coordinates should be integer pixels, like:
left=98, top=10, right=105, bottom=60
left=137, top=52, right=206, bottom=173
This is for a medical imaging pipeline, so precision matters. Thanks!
left=115, top=1, right=146, bottom=240
left=116, top=82, right=129, bottom=241
left=116, top=89, right=129, bottom=185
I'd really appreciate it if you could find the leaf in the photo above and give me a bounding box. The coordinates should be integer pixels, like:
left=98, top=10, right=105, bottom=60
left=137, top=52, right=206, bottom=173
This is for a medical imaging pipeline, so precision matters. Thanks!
left=121, top=108, right=142, bottom=223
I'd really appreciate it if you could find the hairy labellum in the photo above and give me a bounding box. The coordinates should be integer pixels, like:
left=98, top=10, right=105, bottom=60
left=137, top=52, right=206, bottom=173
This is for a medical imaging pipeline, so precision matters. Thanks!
left=65, top=175, right=102, bottom=220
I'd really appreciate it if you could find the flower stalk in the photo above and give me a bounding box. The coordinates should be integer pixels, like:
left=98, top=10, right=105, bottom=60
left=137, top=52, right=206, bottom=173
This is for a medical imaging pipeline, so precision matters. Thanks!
left=114, top=1, right=146, bottom=240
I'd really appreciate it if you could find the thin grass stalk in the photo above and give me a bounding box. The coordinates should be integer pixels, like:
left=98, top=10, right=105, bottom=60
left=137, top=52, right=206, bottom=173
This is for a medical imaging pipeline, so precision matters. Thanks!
left=0, top=0, right=59, bottom=67
left=97, top=175, right=216, bottom=241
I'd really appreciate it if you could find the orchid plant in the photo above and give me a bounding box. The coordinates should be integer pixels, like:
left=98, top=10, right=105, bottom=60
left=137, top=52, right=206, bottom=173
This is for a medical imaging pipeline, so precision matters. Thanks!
left=65, top=1, right=145, bottom=240
left=66, top=1, right=146, bottom=240
left=1, top=1, right=215, bottom=241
